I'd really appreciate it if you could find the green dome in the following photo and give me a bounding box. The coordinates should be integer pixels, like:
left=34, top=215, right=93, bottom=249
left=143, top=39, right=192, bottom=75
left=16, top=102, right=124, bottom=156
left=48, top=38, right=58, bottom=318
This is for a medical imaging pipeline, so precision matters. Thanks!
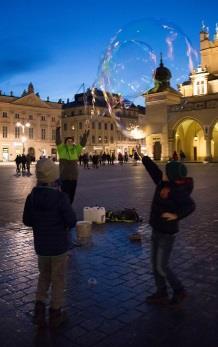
left=154, top=56, right=172, bottom=83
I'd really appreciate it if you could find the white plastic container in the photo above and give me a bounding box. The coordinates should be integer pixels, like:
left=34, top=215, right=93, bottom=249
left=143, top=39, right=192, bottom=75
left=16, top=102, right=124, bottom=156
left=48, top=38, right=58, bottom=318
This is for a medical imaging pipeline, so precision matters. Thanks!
left=83, top=207, right=93, bottom=223
left=95, top=207, right=106, bottom=224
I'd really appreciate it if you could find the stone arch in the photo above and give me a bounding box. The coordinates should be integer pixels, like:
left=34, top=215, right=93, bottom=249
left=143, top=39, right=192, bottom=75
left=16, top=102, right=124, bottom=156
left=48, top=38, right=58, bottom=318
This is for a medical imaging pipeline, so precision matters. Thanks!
left=172, top=118, right=205, bottom=161
left=211, top=120, right=218, bottom=160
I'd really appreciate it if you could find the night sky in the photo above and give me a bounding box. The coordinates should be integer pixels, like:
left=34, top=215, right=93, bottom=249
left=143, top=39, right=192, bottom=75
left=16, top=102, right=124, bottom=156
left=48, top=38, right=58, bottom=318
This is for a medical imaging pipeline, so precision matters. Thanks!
left=0, top=0, right=217, bottom=103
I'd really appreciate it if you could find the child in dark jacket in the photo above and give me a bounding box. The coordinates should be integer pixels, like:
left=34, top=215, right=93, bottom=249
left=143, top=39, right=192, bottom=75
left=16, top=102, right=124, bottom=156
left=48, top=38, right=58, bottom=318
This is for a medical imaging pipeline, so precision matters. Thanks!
left=141, top=154, right=195, bottom=305
left=23, top=158, right=76, bottom=328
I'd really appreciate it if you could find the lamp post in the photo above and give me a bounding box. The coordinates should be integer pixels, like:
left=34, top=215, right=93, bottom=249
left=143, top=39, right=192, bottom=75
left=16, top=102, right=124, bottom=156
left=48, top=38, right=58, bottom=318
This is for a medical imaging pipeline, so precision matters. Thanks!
left=16, top=121, right=30, bottom=154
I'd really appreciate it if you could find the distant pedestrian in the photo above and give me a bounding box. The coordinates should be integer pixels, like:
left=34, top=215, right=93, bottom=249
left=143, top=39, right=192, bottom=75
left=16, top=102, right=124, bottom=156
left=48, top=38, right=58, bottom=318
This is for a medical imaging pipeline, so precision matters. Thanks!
left=172, top=151, right=178, bottom=161
left=26, top=153, right=32, bottom=175
left=15, top=155, right=21, bottom=174
left=179, top=150, right=186, bottom=161
left=137, top=147, right=195, bottom=305
left=23, top=158, right=76, bottom=328
left=21, top=154, right=27, bottom=173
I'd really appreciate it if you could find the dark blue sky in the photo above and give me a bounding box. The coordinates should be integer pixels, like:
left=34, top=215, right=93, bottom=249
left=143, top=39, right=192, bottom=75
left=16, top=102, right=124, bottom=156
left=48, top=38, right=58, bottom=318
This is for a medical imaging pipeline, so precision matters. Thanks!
left=0, top=0, right=217, bottom=103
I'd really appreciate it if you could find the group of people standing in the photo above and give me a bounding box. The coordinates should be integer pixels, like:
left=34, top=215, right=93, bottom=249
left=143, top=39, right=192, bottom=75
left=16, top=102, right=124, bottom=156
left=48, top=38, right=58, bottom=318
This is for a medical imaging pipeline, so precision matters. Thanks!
left=22, top=125, right=195, bottom=329
left=172, top=150, right=186, bottom=161
left=79, top=152, right=116, bottom=169
left=15, top=154, right=32, bottom=175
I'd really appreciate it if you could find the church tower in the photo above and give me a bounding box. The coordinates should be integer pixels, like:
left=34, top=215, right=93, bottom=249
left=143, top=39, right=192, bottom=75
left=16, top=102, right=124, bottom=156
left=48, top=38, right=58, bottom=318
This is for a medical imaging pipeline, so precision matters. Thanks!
left=143, top=56, right=181, bottom=160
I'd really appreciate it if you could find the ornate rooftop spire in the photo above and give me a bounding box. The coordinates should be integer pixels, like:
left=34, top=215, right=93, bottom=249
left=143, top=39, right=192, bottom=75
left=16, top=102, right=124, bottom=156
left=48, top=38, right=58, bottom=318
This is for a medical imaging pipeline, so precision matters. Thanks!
left=27, top=82, right=34, bottom=94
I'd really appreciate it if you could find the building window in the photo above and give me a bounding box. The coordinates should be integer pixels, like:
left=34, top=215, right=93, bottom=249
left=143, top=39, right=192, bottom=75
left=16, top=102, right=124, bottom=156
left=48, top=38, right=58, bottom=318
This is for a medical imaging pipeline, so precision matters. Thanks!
left=2, top=126, right=7, bottom=138
left=2, top=112, right=7, bottom=118
left=51, top=117, right=55, bottom=122
left=110, top=136, right=114, bottom=143
left=92, top=135, right=95, bottom=144
left=41, top=128, right=46, bottom=140
left=52, top=129, right=56, bottom=140
left=200, top=81, right=205, bottom=94
left=15, top=127, right=20, bottom=138
left=41, top=115, right=46, bottom=121
left=98, top=136, right=102, bottom=143
left=98, top=122, right=101, bottom=130
left=104, top=136, right=108, bottom=143
left=92, top=122, right=95, bottom=129
left=29, top=115, right=33, bottom=120
left=195, top=80, right=205, bottom=95
left=79, top=122, right=82, bottom=130
left=15, top=113, right=20, bottom=119
left=104, top=123, right=108, bottom=130
left=64, top=123, right=67, bottom=131
left=111, top=124, right=114, bottom=130
left=29, top=128, right=34, bottom=139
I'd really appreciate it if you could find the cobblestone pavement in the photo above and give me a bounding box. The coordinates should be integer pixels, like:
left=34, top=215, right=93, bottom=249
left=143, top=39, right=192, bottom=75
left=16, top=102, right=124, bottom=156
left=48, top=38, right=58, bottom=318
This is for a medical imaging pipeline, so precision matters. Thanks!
left=0, top=162, right=218, bottom=347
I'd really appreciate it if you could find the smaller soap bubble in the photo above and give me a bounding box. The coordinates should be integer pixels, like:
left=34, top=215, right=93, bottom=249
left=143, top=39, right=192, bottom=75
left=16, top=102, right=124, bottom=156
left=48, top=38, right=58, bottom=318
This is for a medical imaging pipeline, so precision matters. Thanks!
left=88, top=277, right=97, bottom=287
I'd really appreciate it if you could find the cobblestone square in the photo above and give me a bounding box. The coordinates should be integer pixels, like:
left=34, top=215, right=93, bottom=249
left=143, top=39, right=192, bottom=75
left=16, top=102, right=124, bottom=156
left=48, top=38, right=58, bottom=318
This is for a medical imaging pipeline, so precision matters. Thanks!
left=0, top=162, right=218, bottom=347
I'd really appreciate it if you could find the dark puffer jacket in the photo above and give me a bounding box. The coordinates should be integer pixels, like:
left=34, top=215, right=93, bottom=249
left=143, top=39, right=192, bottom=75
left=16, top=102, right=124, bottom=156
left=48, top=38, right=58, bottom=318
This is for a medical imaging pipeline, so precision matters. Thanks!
left=142, top=156, right=195, bottom=234
left=23, top=186, right=76, bottom=256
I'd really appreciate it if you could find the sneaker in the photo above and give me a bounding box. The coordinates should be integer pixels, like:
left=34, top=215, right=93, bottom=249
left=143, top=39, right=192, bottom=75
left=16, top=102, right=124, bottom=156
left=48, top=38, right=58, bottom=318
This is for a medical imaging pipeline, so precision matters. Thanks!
left=146, top=291, right=169, bottom=305
left=170, top=290, right=187, bottom=305
left=33, top=301, right=46, bottom=327
left=49, top=308, right=67, bottom=329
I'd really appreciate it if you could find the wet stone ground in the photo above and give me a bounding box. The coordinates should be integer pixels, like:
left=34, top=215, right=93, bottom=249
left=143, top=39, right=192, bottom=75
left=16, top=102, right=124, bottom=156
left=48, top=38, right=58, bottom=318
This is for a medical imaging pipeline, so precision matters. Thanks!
left=0, top=163, right=218, bottom=347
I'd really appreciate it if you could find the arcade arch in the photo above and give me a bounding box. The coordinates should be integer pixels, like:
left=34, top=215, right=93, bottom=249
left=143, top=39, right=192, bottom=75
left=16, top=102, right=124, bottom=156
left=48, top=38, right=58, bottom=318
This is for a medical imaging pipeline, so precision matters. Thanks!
left=212, top=121, right=218, bottom=160
left=174, top=119, right=205, bottom=161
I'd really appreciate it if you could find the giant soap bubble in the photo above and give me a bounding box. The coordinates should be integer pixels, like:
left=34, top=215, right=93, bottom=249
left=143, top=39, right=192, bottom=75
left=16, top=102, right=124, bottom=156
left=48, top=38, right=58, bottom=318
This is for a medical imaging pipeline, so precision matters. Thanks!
left=93, top=18, right=199, bottom=139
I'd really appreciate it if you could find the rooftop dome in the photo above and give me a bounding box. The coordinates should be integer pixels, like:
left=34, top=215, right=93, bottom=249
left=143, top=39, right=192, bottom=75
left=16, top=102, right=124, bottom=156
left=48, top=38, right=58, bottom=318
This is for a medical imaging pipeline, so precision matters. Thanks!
left=153, top=54, right=172, bottom=83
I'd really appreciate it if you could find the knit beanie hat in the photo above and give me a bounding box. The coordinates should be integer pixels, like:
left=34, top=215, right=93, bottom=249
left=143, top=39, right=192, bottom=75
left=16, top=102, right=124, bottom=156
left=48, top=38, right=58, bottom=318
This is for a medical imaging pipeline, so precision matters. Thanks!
left=165, top=161, right=187, bottom=181
left=35, top=158, right=59, bottom=184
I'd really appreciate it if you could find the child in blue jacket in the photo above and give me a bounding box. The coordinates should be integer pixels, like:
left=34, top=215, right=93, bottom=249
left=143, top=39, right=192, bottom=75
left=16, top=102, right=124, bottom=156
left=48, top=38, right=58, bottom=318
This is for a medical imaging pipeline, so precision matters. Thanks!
left=23, top=158, right=76, bottom=328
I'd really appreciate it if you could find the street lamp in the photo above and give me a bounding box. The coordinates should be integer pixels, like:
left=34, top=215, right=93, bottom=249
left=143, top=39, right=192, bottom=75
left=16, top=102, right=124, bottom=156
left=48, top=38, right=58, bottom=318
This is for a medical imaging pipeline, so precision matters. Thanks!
left=16, top=121, right=31, bottom=154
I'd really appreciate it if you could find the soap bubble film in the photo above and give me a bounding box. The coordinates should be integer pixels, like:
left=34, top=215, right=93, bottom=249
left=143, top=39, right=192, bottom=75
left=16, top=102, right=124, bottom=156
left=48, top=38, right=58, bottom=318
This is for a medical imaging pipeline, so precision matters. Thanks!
left=95, top=18, right=199, bottom=138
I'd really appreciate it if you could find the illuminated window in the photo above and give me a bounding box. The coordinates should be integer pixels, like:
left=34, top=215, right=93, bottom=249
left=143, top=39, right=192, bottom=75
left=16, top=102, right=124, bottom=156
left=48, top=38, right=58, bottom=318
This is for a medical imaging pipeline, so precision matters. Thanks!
left=41, top=128, right=46, bottom=139
left=3, top=126, right=7, bottom=138
left=15, top=127, right=20, bottom=138
left=29, top=128, right=34, bottom=139
left=52, top=129, right=56, bottom=140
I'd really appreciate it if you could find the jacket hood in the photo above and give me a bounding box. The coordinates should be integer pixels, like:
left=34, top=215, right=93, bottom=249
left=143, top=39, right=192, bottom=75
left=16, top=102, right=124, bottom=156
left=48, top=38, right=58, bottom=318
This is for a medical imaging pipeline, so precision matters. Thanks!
left=30, top=187, right=60, bottom=210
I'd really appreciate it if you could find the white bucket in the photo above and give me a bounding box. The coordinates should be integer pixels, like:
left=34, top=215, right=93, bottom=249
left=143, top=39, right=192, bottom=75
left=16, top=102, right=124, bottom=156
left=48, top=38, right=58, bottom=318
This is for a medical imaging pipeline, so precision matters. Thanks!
left=76, top=221, right=92, bottom=245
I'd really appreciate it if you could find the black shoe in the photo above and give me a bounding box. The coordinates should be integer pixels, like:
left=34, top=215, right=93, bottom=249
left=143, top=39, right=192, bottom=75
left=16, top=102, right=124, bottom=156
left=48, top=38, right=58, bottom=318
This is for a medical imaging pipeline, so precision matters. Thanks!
left=33, top=301, right=46, bottom=327
left=170, top=290, right=187, bottom=305
left=146, top=291, right=169, bottom=305
left=49, top=308, right=67, bottom=329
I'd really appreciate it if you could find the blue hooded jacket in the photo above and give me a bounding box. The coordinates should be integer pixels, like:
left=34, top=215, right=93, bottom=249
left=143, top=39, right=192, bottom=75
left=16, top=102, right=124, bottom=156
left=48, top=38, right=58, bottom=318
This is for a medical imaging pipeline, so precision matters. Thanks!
left=23, top=186, right=76, bottom=256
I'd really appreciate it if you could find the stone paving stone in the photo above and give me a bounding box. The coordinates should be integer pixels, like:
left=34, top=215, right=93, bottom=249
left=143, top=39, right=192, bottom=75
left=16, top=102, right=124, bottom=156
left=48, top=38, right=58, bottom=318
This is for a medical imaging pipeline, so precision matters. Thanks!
left=0, top=164, right=218, bottom=346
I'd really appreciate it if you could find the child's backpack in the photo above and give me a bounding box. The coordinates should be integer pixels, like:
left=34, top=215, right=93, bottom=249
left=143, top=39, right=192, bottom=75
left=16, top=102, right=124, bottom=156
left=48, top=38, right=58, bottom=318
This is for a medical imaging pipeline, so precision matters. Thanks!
left=106, top=208, right=141, bottom=223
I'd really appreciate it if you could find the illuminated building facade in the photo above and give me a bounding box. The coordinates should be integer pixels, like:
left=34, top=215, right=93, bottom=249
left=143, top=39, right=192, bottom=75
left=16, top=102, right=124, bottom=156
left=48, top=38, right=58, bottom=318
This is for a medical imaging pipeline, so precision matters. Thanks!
left=0, top=83, right=62, bottom=161
left=144, top=24, right=218, bottom=161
